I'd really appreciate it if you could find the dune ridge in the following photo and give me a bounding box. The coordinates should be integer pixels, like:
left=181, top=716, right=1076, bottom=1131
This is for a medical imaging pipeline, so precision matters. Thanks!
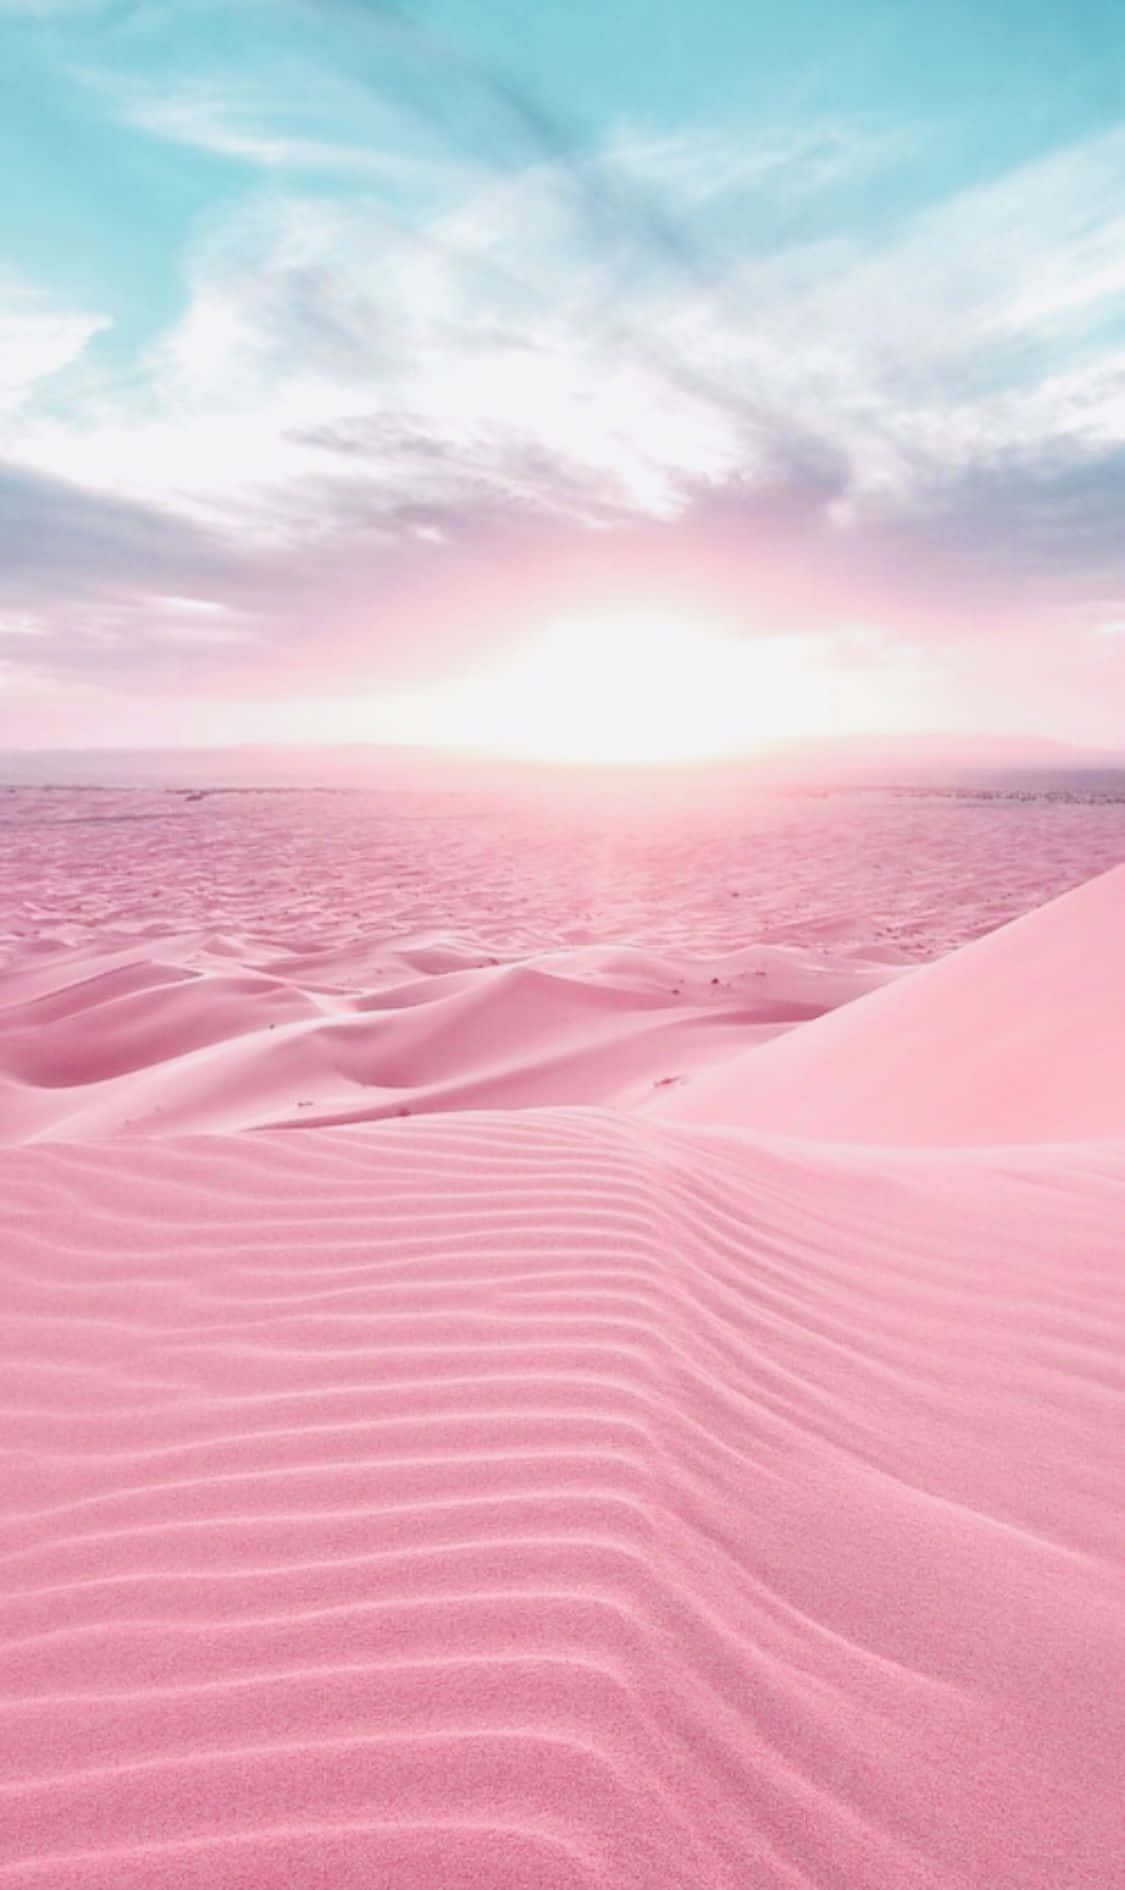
left=0, top=934, right=888, bottom=1141
left=3, top=1112, right=1124, bottom=1888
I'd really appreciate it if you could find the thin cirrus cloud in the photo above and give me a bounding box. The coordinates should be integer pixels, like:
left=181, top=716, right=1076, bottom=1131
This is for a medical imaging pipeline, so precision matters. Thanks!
left=1, top=0, right=1124, bottom=746
left=0, top=271, right=109, bottom=415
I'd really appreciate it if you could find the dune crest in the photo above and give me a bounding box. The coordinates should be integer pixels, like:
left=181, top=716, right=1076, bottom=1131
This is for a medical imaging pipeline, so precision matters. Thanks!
left=0, top=935, right=886, bottom=1142
left=660, top=863, right=1125, bottom=1144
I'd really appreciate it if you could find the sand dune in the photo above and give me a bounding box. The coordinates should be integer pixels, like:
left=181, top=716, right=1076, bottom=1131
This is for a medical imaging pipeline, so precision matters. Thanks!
left=0, top=935, right=886, bottom=1141
left=2, top=808, right=1124, bottom=1887
left=660, top=862, right=1125, bottom=1143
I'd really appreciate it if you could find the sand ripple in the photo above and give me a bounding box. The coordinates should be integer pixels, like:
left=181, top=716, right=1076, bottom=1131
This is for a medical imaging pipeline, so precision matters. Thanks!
left=3, top=1112, right=1123, bottom=1887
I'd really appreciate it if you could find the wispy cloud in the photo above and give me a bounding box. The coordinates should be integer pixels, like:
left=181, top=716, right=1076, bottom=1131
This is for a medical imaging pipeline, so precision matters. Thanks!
left=0, top=271, right=107, bottom=415
left=21, top=115, right=1125, bottom=518
left=6, top=0, right=1125, bottom=739
left=125, top=95, right=419, bottom=176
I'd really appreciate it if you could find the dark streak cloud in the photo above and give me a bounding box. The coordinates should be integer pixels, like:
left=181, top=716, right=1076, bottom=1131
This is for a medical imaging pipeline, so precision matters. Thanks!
left=0, top=461, right=251, bottom=600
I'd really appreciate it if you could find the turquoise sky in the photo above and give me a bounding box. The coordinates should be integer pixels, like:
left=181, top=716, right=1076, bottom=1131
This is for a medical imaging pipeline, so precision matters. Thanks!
left=3, top=0, right=1125, bottom=746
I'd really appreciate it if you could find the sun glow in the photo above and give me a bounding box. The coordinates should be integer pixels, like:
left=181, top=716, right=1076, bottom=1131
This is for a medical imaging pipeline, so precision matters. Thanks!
left=373, top=611, right=868, bottom=764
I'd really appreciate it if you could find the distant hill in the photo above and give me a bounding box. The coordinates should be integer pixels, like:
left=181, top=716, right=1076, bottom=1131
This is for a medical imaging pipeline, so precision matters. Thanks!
left=1, top=733, right=1122, bottom=792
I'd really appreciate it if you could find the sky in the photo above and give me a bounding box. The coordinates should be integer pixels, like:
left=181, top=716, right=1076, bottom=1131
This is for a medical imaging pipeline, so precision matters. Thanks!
left=2, top=0, right=1125, bottom=756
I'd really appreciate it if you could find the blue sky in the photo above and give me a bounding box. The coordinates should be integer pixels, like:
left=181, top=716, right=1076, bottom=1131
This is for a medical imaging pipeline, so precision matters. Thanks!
left=3, top=0, right=1125, bottom=748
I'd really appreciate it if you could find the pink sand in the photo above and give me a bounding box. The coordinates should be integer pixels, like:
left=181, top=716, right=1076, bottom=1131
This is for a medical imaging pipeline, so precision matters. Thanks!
left=658, top=861, right=1125, bottom=1143
left=2, top=792, right=1123, bottom=1888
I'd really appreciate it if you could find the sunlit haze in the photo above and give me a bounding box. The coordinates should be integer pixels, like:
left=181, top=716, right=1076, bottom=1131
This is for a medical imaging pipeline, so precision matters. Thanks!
left=363, top=614, right=889, bottom=762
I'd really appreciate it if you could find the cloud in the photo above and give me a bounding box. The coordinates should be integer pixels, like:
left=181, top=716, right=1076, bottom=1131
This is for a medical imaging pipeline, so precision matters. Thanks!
left=0, top=461, right=249, bottom=593
left=0, top=459, right=280, bottom=701
left=9, top=171, right=749, bottom=532
left=70, top=19, right=1124, bottom=531
left=8, top=51, right=1125, bottom=729
left=0, top=273, right=108, bottom=416
left=102, top=74, right=476, bottom=192
left=123, top=93, right=413, bottom=175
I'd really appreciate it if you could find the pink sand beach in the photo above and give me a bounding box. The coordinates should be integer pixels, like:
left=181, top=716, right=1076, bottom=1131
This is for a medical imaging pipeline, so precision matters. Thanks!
left=2, top=770, right=1123, bottom=1889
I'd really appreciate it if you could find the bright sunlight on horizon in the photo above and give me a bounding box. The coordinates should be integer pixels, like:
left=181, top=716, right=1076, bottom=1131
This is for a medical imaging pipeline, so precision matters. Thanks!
left=361, top=614, right=893, bottom=765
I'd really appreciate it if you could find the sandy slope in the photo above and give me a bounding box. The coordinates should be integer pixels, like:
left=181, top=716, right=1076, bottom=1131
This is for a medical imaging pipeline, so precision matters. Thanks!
left=659, top=863, right=1125, bottom=1143
left=2, top=851, right=1124, bottom=1888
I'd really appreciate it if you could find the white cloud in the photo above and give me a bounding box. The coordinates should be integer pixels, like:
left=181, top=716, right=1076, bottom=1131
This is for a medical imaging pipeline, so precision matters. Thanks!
left=0, top=272, right=107, bottom=415
left=9, top=116, right=1125, bottom=554
left=8, top=176, right=745, bottom=530
left=675, top=123, right=1125, bottom=512
left=605, top=118, right=916, bottom=210
left=110, top=81, right=473, bottom=190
